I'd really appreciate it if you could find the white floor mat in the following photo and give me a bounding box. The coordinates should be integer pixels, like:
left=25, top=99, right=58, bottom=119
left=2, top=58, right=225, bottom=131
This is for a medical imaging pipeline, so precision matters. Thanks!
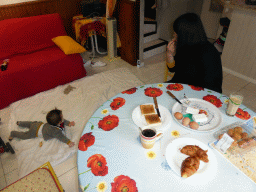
left=7, top=68, right=143, bottom=178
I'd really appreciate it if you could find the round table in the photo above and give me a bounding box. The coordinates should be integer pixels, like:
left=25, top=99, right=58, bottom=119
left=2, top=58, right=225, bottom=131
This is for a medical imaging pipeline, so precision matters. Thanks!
left=77, top=83, right=256, bottom=192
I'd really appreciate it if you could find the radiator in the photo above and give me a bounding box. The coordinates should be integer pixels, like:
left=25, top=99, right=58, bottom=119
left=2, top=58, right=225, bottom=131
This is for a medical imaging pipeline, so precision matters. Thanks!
left=221, top=9, right=256, bottom=81
left=106, top=17, right=117, bottom=59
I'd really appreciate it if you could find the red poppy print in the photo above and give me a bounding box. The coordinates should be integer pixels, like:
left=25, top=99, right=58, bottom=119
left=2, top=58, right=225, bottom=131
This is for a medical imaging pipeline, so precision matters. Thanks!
left=144, top=87, right=163, bottom=97
left=78, top=132, right=95, bottom=151
left=203, top=95, right=222, bottom=108
left=166, top=83, right=184, bottom=91
left=111, top=175, right=138, bottom=192
left=87, top=154, right=108, bottom=176
left=189, top=85, right=204, bottom=91
left=98, top=115, right=119, bottom=131
left=110, top=97, right=126, bottom=110
left=235, top=108, right=251, bottom=120
left=122, top=87, right=137, bottom=94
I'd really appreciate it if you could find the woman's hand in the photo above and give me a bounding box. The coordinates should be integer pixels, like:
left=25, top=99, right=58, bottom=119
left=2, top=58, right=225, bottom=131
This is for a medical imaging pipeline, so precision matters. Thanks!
left=167, top=41, right=176, bottom=63
left=166, top=34, right=177, bottom=63
left=167, top=37, right=177, bottom=55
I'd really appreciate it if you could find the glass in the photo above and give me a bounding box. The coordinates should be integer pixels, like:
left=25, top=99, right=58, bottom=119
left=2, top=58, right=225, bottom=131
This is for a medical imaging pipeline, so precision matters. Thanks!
left=226, top=93, right=243, bottom=116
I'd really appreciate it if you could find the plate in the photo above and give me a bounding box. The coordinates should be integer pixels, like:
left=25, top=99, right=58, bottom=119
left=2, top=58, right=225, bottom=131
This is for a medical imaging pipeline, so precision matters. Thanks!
left=132, top=103, right=172, bottom=131
left=172, top=98, right=222, bottom=132
left=165, top=138, right=217, bottom=183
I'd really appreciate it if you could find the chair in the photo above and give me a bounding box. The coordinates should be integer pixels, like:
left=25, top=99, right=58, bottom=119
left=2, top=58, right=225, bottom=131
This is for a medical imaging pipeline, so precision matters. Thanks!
left=164, top=60, right=175, bottom=82
left=1, top=161, right=64, bottom=192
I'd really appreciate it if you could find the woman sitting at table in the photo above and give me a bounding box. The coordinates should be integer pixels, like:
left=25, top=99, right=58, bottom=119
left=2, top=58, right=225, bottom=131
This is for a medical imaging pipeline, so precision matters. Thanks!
left=166, top=13, right=223, bottom=93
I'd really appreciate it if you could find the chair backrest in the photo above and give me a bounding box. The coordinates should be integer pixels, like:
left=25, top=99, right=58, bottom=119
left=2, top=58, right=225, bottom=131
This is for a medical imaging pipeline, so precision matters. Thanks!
left=1, top=161, right=64, bottom=192
left=0, top=13, right=67, bottom=60
left=38, top=161, right=64, bottom=192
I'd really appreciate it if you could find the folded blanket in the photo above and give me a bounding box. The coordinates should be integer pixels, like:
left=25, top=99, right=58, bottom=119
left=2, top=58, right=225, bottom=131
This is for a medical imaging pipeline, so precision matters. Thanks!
left=8, top=68, right=143, bottom=178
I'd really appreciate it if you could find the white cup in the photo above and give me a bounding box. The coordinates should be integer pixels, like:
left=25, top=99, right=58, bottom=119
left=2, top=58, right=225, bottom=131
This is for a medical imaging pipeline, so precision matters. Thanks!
left=140, top=127, right=163, bottom=149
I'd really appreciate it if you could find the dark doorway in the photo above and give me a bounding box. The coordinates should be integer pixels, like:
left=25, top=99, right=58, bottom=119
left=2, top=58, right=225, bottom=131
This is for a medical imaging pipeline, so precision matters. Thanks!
left=144, top=0, right=156, bottom=20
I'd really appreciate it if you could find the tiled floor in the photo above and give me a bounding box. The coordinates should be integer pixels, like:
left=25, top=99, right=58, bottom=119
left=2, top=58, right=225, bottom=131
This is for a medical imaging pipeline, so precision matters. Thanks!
left=0, top=51, right=255, bottom=191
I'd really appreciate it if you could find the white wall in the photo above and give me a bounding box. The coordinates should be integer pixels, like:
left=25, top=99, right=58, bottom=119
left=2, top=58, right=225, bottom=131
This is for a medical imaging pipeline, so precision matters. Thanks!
left=157, top=0, right=189, bottom=42
left=200, top=0, right=222, bottom=39
left=156, top=0, right=224, bottom=41
left=0, top=0, right=36, bottom=6
left=156, top=0, right=204, bottom=42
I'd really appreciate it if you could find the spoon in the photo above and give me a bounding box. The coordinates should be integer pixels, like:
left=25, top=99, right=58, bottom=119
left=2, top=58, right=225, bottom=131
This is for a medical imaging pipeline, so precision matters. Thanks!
left=139, top=127, right=143, bottom=133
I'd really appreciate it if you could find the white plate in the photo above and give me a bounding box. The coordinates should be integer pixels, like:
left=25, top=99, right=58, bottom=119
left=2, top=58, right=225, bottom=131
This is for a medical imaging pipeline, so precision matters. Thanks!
left=132, top=103, right=172, bottom=131
left=172, top=98, right=222, bottom=133
left=165, top=138, right=217, bottom=184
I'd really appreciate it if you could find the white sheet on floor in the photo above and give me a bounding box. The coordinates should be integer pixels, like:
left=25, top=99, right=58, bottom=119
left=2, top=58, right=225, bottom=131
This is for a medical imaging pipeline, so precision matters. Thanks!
left=8, top=68, right=143, bottom=178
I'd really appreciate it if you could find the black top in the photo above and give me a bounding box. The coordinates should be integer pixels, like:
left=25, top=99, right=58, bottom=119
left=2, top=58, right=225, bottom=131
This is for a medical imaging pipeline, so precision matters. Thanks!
left=167, top=41, right=223, bottom=93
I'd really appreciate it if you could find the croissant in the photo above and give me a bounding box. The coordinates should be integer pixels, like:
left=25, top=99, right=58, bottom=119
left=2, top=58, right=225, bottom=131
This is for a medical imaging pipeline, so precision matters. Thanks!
left=180, top=145, right=199, bottom=157
left=180, top=145, right=209, bottom=163
left=196, top=147, right=209, bottom=163
left=181, top=156, right=200, bottom=178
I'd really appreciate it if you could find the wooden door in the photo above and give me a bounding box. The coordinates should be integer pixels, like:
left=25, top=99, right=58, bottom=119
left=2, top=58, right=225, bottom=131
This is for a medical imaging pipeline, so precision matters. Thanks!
left=113, top=0, right=140, bottom=66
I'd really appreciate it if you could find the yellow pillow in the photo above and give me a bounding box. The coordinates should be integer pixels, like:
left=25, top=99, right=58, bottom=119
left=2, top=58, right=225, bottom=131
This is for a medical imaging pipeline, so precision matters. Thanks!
left=52, top=36, right=86, bottom=55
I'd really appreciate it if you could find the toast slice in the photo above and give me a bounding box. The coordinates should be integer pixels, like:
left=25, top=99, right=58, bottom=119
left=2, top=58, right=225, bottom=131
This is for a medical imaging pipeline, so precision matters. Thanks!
left=140, top=104, right=156, bottom=115
left=144, top=114, right=162, bottom=126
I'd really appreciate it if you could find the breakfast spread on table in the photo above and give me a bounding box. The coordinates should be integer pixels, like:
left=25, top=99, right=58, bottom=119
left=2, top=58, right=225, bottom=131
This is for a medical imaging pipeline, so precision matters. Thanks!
left=137, top=93, right=255, bottom=181
left=78, top=83, right=256, bottom=192
left=136, top=93, right=255, bottom=181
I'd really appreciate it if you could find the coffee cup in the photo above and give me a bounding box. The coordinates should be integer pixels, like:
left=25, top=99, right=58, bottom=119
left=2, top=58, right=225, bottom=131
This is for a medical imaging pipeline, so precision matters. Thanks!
left=140, top=127, right=163, bottom=149
left=226, top=93, right=243, bottom=116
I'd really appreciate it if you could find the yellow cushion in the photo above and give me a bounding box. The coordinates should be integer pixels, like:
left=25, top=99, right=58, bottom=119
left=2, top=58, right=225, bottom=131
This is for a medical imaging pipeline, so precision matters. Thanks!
left=52, top=36, right=86, bottom=55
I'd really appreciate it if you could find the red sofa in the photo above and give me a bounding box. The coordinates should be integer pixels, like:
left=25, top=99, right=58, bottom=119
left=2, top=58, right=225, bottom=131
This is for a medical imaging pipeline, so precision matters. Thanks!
left=0, top=13, right=87, bottom=110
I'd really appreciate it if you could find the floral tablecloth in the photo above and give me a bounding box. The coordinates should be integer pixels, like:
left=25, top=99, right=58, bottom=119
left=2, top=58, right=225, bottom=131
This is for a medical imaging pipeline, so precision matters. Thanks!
left=77, top=83, right=256, bottom=192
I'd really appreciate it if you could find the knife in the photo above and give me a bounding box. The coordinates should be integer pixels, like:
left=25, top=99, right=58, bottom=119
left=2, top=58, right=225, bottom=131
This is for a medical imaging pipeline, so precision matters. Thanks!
left=153, top=97, right=161, bottom=117
left=166, top=91, right=183, bottom=105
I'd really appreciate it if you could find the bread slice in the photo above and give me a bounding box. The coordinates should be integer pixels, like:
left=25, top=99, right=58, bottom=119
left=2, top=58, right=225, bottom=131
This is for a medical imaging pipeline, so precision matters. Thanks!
left=144, top=114, right=162, bottom=126
left=140, top=104, right=156, bottom=115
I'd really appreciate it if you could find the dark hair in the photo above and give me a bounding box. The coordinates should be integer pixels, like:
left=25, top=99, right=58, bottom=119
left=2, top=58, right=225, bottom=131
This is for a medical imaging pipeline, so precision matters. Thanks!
left=173, top=13, right=208, bottom=51
left=46, top=108, right=62, bottom=126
